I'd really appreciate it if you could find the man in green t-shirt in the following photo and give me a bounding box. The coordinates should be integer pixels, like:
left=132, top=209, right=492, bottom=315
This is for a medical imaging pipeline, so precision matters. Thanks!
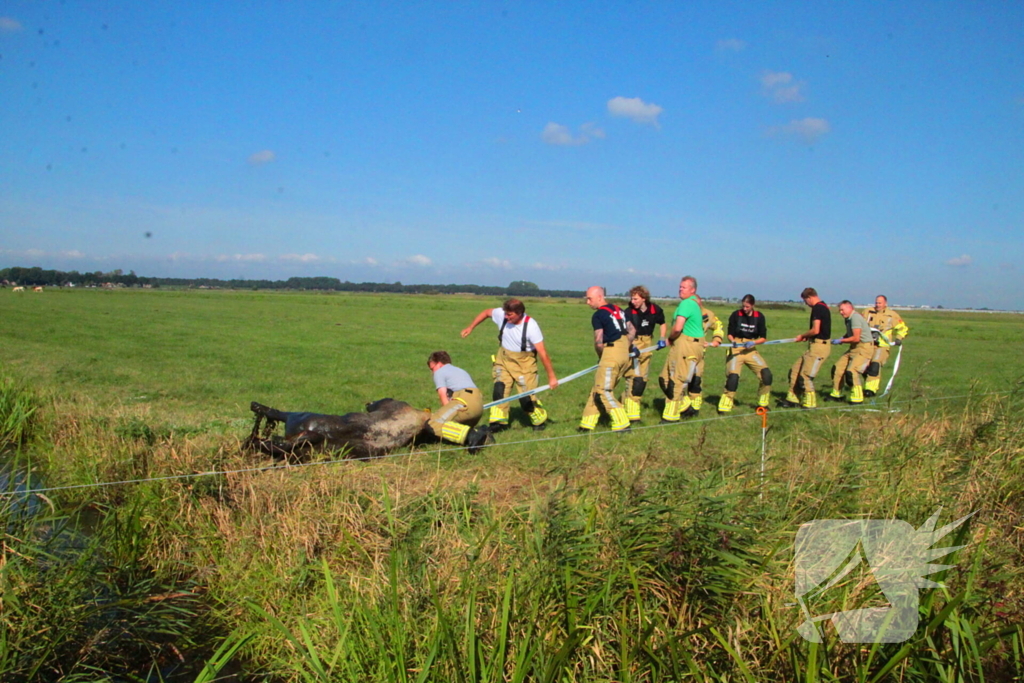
left=658, top=276, right=706, bottom=422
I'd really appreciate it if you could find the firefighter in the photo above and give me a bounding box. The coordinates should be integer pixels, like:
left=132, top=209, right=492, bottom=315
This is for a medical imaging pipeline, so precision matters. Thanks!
left=779, top=287, right=832, bottom=409
left=621, top=285, right=667, bottom=422
left=426, top=351, right=493, bottom=452
left=461, top=298, right=559, bottom=431
left=658, top=276, right=705, bottom=422
left=579, top=286, right=635, bottom=433
left=826, top=300, right=875, bottom=404
left=862, top=294, right=910, bottom=396
left=718, top=294, right=772, bottom=413
left=688, top=296, right=724, bottom=415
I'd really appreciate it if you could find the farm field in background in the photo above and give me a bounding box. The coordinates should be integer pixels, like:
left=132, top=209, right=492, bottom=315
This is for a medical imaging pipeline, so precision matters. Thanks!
left=1, top=288, right=1023, bottom=681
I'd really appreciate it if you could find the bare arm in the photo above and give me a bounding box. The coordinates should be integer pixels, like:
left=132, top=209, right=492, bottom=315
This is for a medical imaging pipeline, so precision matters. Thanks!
left=659, top=322, right=667, bottom=340
left=593, top=328, right=605, bottom=358
left=461, top=309, right=495, bottom=338
left=668, top=315, right=686, bottom=343
left=796, top=319, right=821, bottom=342
left=626, top=321, right=636, bottom=342
left=534, top=341, right=559, bottom=389
left=436, top=387, right=450, bottom=406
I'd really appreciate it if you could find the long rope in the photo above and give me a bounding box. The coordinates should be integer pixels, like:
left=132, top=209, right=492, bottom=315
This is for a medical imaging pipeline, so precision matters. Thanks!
left=3, top=389, right=1012, bottom=498
left=483, top=337, right=804, bottom=410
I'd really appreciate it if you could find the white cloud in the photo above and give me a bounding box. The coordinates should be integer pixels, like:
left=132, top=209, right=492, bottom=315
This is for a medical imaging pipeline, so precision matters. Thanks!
left=716, top=38, right=746, bottom=52
left=542, top=122, right=591, bottom=146
left=945, top=254, right=972, bottom=267
left=581, top=122, right=606, bottom=139
left=0, top=17, right=23, bottom=32
left=531, top=262, right=563, bottom=271
left=60, top=250, right=86, bottom=258
left=406, top=254, right=432, bottom=266
left=25, top=248, right=44, bottom=257
left=607, top=96, right=664, bottom=126
left=247, top=150, right=276, bottom=166
left=215, top=253, right=268, bottom=263
left=279, top=253, right=319, bottom=263
left=362, top=257, right=378, bottom=266
left=767, top=117, right=831, bottom=143
left=761, top=71, right=806, bottom=103
left=482, top=257, right=512, bottom=270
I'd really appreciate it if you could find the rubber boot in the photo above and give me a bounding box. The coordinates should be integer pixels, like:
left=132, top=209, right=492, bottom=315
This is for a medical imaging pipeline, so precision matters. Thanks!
left=623, top=397, right=642, bottom=422
left=718, top=395, right=734, bottom=413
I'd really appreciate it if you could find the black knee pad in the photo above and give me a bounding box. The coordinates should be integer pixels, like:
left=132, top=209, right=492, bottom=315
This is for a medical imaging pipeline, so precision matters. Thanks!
left=844, top=370, right=853, bottom=386
left=830, top=365, right=837, bottom=381
left=866, top=362, right=880, bottom=378
left=519, top=396, right=535, bottom=413
left=795, top=376, right=805, bottom=392
left=632, top=377, right=647, bottom=396
left=760, top=368, right=773, bottom=386
left=690, top=375, right=702, bottom=394
left=725, top=373, right=740, bottom=392
left=492, top=383, right=505, bottom=402
left=659, top=377, right=674, bottom=396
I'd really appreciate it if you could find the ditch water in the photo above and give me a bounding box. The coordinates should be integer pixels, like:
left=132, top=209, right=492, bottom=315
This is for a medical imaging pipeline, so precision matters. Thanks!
left=0, top=450, right=248, bottom=682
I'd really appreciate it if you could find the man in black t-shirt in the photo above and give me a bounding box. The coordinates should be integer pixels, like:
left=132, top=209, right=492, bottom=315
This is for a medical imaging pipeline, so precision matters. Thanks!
left=621, top=285, right=666, bottom=422
left=779, top=287, right=832, bottom=409
left=579, top=286, right=635, bottom=432
left=719, top=294, right=772, bottom=413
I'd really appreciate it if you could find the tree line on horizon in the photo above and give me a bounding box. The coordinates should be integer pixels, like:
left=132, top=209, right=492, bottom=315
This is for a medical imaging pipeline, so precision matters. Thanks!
left=0, top=267, right=586, bottom=298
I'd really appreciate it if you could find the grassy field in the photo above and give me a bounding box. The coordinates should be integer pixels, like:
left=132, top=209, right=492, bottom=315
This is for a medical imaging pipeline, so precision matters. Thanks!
left=1, top=288, right=1022, bottom=681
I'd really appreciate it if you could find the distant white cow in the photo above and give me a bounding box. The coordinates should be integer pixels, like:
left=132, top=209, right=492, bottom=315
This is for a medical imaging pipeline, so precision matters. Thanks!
left=32, top=286, right=43, bottom=292
left=12, top=286, right=24, bottom=292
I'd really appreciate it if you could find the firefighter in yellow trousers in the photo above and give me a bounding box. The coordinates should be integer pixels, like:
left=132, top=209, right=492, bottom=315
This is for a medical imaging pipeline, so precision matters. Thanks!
left=683, top=297, right=724, bottom=414
left=579, top=286, right=635, bottom=433
left=659, top=276, right=706, bottom=422
left=461, top=298, right=559, bottom=431
left=862, top=294, right=909, bottom=396
left=426, top=351, right=492, bottom=452
left=621, top=285, right=667, bottom=422
left=826, top=300, right=875, bottom=404
left=779, top=287, right=832, bottom=409
left=718, top=294, right=772, bottom=413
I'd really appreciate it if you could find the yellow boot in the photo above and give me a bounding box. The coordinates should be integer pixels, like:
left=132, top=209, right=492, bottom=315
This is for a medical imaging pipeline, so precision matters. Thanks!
left=610, top=408, right=631, bottom=432
left=849, top=385, right=864, bottom=404
left=441, top=422, right=470, bottom=445
left=578, top=413, right=599, bottom=432
left=717, top=395, right=734, bottom=413
left=802, top=391, right=817, bottom=409
left=624, top=397, right=642, bottom=422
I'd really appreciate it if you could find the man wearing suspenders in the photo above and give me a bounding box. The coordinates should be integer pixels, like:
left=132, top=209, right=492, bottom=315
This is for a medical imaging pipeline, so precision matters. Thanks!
left=579, top=286, right=636, bottom=433
left=461, top=298, right=559, bottom=431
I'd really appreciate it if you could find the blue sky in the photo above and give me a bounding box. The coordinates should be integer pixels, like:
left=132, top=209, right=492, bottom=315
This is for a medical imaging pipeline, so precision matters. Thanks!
left=1, top=2, right=1022, bottom=308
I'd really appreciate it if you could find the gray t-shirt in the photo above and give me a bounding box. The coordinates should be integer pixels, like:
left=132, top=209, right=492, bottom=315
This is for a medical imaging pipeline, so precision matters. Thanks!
left=433, top=364, right=477, bottom=392
left=845, top=311, right=873, bottom=344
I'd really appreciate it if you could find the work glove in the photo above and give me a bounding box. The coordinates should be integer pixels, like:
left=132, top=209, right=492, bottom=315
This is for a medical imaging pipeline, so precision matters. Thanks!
left=629, top=345, right=640, bottom=358
left=744, top=341, right=756, bottom=349
left=656, top=339, right=667, bottom=350
left=831, top=339, right=844, bottom=345
left=893, top=339, right=902, bottom=346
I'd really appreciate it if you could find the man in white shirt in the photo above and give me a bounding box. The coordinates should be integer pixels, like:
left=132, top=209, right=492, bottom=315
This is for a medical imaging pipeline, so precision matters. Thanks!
left=461, top=298, right=559, bottom=431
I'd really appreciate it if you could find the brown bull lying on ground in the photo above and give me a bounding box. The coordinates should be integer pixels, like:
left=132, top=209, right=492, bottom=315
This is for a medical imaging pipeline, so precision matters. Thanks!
left=244, top=398, right=433, bottom=460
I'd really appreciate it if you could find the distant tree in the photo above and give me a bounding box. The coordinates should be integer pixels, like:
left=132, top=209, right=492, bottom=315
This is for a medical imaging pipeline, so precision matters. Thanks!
left=508, top=280, right=540, bottom=296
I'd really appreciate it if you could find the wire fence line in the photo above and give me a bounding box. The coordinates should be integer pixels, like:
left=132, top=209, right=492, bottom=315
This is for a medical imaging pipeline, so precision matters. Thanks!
left=2, top=389, right=1013, bottom=498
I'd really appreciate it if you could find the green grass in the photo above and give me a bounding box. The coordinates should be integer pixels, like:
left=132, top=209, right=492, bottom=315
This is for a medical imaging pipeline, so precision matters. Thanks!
left=1, top=288, right=1023, bottom=681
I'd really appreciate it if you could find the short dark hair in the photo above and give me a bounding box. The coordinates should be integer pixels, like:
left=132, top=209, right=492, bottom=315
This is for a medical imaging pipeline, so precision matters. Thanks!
left=839, top=299, right=853, bottom=307
left=681, top=276, right=698, bottom=289
left=502, top=298, right=525, bottom=316
left=801, top=287, right=818, bottom=299
left=742, top=294, right=756, bottom=306
left=876, top=294, right=888, bottom=303
left=428, top=350, right=452, bottom=366
left=629, top=285, right=651, bottom=303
